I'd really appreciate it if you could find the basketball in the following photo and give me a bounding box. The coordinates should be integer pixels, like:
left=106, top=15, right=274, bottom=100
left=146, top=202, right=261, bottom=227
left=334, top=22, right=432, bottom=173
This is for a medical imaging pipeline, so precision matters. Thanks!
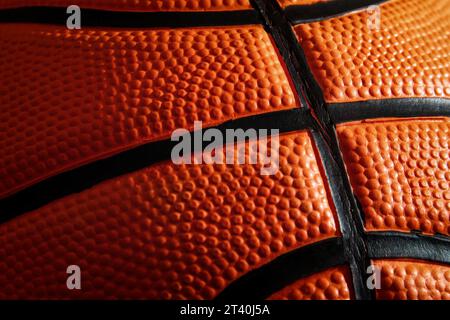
left=0, top=0, right=448, bottom=301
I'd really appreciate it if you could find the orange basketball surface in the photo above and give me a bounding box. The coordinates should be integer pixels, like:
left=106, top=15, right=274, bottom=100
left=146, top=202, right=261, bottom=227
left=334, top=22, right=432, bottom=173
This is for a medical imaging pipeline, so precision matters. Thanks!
left=373, top=259, right=450, bottom=300
left=337, top=117, right=450, bottom=236
left=0, top=0, right=448, bottom=301
left=268, top=266, right=352, bottom=300
left=0, top=24, right=296, bottom=198
left=0, top=131, right=341, bottom=299
left=277, top=0, right=330, bottom=8
left=293, top=0, right=450, bottom=103
left=0, top=0, right=253, bottom=11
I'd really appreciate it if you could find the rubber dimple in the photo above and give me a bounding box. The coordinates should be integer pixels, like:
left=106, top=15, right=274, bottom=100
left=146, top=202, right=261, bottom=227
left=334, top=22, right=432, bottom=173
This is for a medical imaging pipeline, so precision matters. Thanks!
left=0, top=131, right=340, bottom=299
left=268, top=266, right=352, bottom=300
left=337, top=117, right=450, bottom=236
left=0, top=0, right=252, bottom=11
left=373, top=259, right=450, bottom=300
left=0, top=24, right=297, bottom=199
left=293, top=0, right=450, bottom=103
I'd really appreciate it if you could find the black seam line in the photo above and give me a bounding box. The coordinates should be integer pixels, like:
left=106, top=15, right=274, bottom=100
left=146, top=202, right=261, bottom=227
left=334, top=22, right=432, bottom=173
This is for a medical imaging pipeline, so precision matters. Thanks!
left=276, top=1, right=450, bottom=297
left=328, top=127, right=377, bottom=299
left=367, top=232, right=450, bottom=265
left=289, top=34, right=332, bottom=131
left=0, top=7, right=261, bottom=28
left=311, top=131, right=371, bottom=300
left=256, top=0, right=372, bottom=300
left=268, top=0, right=390, bottom=299
left=250, top=0, right=309, bottom=110
left=215, top=237, right=346, bottom=301
left=329, top=98, right=450, bottom=123
left=330, top=127, right=367, bottom=227
left=267, top=1, right=335, bottom=135
left=0, top=107, right=314, bottom=224
left=286, top=0, right=388, bottom=24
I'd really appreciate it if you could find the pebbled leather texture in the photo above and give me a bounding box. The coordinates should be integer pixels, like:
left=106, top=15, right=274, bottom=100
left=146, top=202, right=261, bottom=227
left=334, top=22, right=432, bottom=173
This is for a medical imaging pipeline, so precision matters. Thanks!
left=337, top=117, right=450, bottom=236
left=0, top=24, right=297, bottom=199
left=268, top=266, right=352, bottom=300
left=0, top=0, right=253, bottom=11
left=0, top=0, right=448, bottom=300
left=373, top=259, right=450, bottom=300
left=0, top=131, right=340, bottom=299
left=294, top=0, right=450, bottom=103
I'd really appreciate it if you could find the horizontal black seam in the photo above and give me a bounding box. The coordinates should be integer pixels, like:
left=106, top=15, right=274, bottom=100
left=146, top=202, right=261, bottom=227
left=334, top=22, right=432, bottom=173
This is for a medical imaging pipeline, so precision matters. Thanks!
left=286, top=0, right=388, bottom=24
left=215, top=237, right=346, bottom=300
left=328, top=98, right=450, bottom=123
left=311, top=131, right=371, bottom=300
left=0, top=107, right=314, bottom=223
left=367, top=232, right=450, bottom=265
left=0, top=7, right=261, bottom=28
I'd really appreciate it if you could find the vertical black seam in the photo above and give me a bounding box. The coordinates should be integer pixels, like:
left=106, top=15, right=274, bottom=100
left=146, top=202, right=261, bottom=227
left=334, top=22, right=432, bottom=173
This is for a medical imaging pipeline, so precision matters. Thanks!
left=311, top=131, right=372, bottom=300
left=249, top=0, right=311, bottom=111
left=251, top=0, right=373, bottom=299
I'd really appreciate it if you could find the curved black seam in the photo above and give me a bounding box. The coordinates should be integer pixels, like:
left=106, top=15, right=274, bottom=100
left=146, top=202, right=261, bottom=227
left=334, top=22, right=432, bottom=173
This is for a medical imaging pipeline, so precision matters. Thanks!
left=367, top=232, right=450, bottom=265
left=311, top=131, right=371, bottom=300
left=0, top=7, right=261, bottom=28
left=0, top=108, right=313, bottom=223
left=329, top=98, right=450, bottom=123
left=215, top=237, right=346, bottom=300
left=286, top=0, right=388, bottom=24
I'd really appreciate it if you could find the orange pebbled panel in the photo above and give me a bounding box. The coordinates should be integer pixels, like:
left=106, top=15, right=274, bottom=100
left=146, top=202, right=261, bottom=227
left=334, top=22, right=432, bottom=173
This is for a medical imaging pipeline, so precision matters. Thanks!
left=277, top=0, right=330, bottom=8
left=0, top=24, right=297, bottom=199
left=336, top=117, right=450, bottom=236
left=293, top=0, right=450, bottom=103
left=374, top=260, right=450, bottom=300
left=268, top=266, right=352, bottom=300
left=0, top=0, right=252, bottom=11
left=0, top=131, right=340, bottom=299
